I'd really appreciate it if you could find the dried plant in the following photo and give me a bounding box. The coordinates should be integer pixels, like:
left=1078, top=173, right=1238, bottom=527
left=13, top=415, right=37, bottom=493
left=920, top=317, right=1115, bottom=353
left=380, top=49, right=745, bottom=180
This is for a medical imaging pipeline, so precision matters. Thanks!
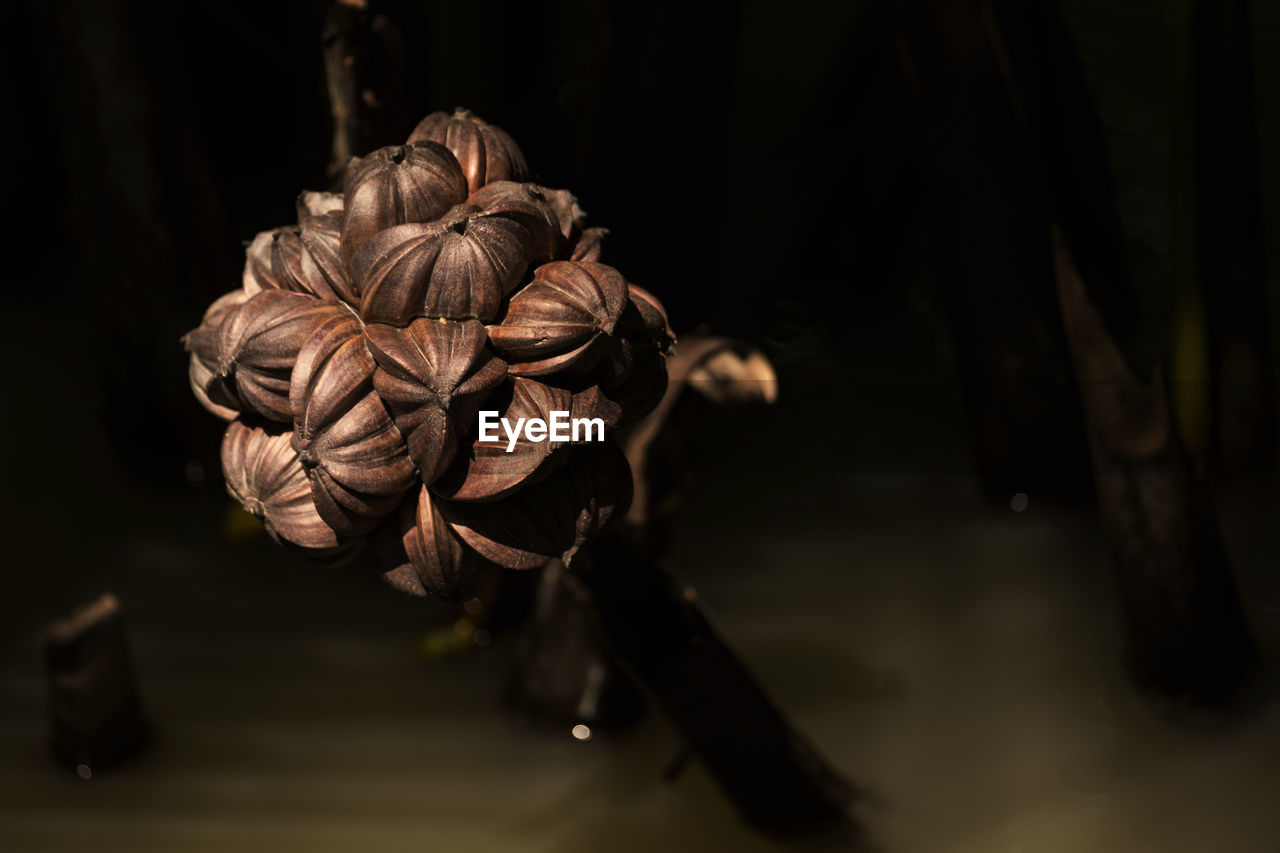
left=185, top=109, right=672, bottom=601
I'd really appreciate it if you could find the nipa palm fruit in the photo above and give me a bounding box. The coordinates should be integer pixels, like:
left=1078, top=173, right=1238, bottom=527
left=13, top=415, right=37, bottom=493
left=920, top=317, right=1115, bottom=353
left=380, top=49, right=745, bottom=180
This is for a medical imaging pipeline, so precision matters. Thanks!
left=185, top=108, right=672, bottom=601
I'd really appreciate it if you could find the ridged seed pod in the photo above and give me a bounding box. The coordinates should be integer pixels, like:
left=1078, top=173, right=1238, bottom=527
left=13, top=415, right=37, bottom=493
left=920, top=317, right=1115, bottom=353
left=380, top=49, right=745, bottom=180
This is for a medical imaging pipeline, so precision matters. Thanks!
left=242, top=228, right=292, bottom=296
left=487, top=261, right=630, bottom=376
left=341, top=142, right=469, bottom=268
left=364, top=318, right=507, bottom=484
left=240, top=220, right=356, bottom=306
left=380, top=485, right=497, bottom=600
left=620, top=283, right=674, bottom=349
left=441, top=441, right=632, bottom=569
left=221, top=419, right=345, bottom=553
left=184, top=289, right=248, bottom=421
left=465, top=181, right=566, bottom=264
left=353, top=205, right=537, bottom=324
left=595, top=338, right=668, bottom=427
left=434, top=378, right=620, bottom=502
left=407, top=107, right=529, bottom=193
left=289, top=311, right=416, bottom=535
left=210, top=291, right=345, bottom=422
left=298, top=210, right=359, bottom=305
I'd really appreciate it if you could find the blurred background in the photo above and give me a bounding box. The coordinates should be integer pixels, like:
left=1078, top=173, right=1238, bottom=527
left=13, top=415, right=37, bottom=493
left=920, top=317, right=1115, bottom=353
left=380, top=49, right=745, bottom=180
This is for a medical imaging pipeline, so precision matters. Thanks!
left=3, top=0, right=1280, bottom=850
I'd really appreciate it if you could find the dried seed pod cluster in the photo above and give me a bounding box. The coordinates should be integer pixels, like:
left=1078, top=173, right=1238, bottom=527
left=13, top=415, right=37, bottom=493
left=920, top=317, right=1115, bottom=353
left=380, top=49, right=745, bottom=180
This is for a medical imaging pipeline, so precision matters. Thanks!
left=185, top=108, right=672, bottom=600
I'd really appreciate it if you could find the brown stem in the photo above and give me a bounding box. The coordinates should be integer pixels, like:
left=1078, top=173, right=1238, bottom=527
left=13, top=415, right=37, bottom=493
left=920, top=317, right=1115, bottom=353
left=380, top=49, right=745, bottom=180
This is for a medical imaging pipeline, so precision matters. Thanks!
left=322, top=0, right=407, bottom=183
left=573, top=536, right=856, bottom=836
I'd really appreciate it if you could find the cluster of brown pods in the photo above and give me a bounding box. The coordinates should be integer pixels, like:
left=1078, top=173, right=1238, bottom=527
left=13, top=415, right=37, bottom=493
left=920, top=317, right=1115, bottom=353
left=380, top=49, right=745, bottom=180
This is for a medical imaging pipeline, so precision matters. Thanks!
left=185, top=108, right=673, bottom=600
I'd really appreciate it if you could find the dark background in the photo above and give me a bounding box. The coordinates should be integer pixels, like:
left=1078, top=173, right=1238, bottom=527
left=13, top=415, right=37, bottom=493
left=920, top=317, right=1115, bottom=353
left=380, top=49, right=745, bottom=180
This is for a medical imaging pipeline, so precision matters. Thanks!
left=8, top=0, right=1280, bottom=493
left=3, top=1, right=1280, bottom=850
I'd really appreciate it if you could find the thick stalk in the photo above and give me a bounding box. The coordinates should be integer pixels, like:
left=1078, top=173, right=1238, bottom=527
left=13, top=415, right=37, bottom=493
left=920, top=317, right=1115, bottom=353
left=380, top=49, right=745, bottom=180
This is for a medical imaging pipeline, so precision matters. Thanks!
left=899, top=0, right=1258, bottom=698
left=322, top=0, right=406, bottom=182
left=1052, top=227, right=1256, bottom=697
left=572, top=536, right=855, bottom=836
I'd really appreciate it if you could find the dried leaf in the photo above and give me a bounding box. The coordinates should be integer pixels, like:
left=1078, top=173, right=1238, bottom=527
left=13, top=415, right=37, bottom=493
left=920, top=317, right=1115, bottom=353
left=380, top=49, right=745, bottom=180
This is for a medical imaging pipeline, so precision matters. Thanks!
left=407, top=108, right=529, bottom=193
left=617, top=335, right=775, bottom=528
left=487, top=261, right=629, bottom=376
left=296, top=190, right=344, bottom=221
left=686, top=347, right=779, bottom=405
left=364, top=318, right=507, bottom=484
left=341, top=142, right=469, bottom=269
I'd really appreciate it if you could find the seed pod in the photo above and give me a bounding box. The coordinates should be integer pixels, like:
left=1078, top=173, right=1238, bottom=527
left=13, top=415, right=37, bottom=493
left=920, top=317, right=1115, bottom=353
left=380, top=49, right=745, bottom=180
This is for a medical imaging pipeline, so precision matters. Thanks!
left=184, top=289, right=249, bottom=420
left=598, top=338, right=668, bottom=427
left=407, top=107, right=529, bottom=193
left=299, top=391, right=416, bottom=537
left=379, top=485, right=496, bottom=600
left=464, top=181, right=564, bottom=264
left=354, top=204, right=536, bottom=324
left=341, top=142, right=469, bottom=269
left=364, top=318, right=507, bottom=484
left=289, top=311, right=370, bottom=440
left=433, top=377, right=620, bottom=502
left=221, top=419, right=345, bottom=553
left=297, top=210, right=359, bottom=305
left=544, top=187, right=587, bottom=246
left=466, top=182, right=595, bottom=263
left=239, top=221, right=355, bottom=306
left=621, top=283, right=674, bottom=348
left=268, top=227, right=309, bottom=294
left=432, top=378, right=572, bottom=502
left=487, top=261, right=630, bottom=376
left=242, top=228, right=285, bottom=295
left=568, top=226, right=609, bottom=263
left=441, top=440, right=633, bottom=570
left=212, top=290, right=344, bottom=422
left=290, top=312, right=416, bottom=535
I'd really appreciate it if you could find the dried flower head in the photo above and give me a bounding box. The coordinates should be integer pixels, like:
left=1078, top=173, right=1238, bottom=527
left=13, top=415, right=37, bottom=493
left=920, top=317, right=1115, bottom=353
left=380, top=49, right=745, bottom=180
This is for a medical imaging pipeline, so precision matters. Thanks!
left=185, top=109, right=673, bottom=599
